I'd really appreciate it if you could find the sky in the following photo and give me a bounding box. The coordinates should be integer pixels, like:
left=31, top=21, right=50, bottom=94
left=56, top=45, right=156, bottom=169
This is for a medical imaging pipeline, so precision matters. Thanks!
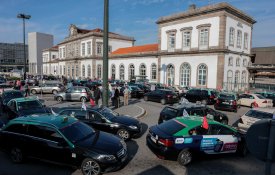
left=0, top=0, right=274, bottom=47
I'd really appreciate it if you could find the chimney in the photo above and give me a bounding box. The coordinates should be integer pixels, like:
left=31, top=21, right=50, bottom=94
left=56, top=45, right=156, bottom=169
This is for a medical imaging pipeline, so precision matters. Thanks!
left=188, top=4, right=196, bottom=11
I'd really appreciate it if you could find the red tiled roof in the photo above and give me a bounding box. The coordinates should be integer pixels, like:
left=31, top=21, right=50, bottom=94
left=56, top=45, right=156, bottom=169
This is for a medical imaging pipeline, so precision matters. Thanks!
left=111, top=44, right=158, bottom=55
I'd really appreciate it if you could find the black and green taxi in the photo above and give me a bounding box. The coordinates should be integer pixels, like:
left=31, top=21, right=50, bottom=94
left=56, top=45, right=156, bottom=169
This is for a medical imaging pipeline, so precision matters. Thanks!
left=0, top=114, right=127, bottom=175
left=146, top=116, right=247, bottom=166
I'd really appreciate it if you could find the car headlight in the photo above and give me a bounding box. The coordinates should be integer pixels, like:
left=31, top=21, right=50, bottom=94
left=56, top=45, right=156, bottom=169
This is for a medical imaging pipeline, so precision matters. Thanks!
left=129, top=125, right=138, bottom=130
left=98, top=154, right=116, bottom=161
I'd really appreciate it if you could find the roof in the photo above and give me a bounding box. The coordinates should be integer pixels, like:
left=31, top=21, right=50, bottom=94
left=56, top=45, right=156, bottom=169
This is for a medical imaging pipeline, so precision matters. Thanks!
left=10, top=114, right=78, bottom=129
left=111, top=44, right=158, bottom=55
left=251, top=46, right=275, bottom=65
left=157, top=2, right=256, bottom=25
left=12, top=97, right=40, bottom=103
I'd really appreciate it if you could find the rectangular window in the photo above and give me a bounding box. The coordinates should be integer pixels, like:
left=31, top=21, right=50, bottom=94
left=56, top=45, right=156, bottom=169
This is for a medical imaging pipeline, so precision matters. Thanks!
left=199, top=29, right=209, bottom=48
left=229, top=27, right=235, bottom=46
left=183, top=31, right=191, bottom=49
left=108, top=46, right=112, bottom=53
left=237, top=30, right=242, bottom=48
left=244, top=33, right=248, bottom=49
left=59, top=48, right=62, bottom=58
left=96, top=43, right=103, bottom=56
left=87, top=42, right=91, bottom=55
left=62, top=48, right=66, bottom=58
left=81, top=43, right=85, bottom=56
left=168, top=33, right=176, bottom=50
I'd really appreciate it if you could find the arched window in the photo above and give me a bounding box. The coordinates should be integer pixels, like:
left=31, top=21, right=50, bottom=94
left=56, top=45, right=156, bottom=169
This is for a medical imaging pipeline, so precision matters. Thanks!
left=236, top=58, right=241, bottom=67
left=139, top=64, right=146, bottom=77
left=234, top=71, right=240, bottom=88
left=63, top=66, right=66, bottom=75
left=75, top=65, right=78, bottom=78
left=197, top=64, right=207, bottom=86
left=60, top=65, right=62, bottom=75
left=243, top=59, right=247, bottom=67
left=241, top=71, right=246, bottom=87
left=227, top=70, right=233, bottom=91
left=87, top=65, right=91, bottom=77
left=119, top=64, right=125, bottom=80
left=82, top=65, right=85, bottom=77
left=67, top=65, right=70, bottom=77
left=166, top=64, right=175, bottom=86
left=151, top=64, right=157, bottom=80
left=129, top=64, right=135, bottom=80
left=71, top=65, right=75, bottom=78
left=229, top=27, right=235, bottom=46
left=97, top=64, right=102, bottom=79
left=111, top=64, right=116, bottom=80
left=180, top=63, right=191, bottom=87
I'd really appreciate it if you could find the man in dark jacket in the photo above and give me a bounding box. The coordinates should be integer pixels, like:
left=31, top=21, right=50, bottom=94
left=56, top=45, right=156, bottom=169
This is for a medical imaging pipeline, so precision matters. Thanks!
left=94, top=85, right=101, bottom=105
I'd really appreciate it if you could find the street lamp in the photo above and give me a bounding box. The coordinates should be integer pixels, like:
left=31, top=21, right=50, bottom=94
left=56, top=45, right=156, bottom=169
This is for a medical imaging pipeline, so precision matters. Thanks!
left=17, top=13, right=31, bottom=80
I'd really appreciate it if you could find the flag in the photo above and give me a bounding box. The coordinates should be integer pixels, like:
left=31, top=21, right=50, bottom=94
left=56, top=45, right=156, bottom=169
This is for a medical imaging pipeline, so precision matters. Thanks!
left=90, top=98, right=95, bottom=107
left=51, top=108, right=58, bottom=116
left=202, top=116, right=209, bottom=130
left=182, top=109, right=189, bottom=117
left=81, top=101, right=87, bottom=111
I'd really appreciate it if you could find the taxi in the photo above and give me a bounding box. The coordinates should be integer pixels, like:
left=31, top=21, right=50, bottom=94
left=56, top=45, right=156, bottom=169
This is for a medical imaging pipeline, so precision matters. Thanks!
left=146, top=116, right=247, bottom=165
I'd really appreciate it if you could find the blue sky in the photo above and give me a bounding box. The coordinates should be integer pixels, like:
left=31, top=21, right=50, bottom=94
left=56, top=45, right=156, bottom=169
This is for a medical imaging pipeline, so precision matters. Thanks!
left=0, top=0, right=274, bottom=47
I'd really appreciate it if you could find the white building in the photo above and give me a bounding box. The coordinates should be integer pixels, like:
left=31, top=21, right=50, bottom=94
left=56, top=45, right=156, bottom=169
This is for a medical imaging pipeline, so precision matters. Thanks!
left=43, top=2, right=256, bottom=91
left=28, top=32, right=54, bottom=75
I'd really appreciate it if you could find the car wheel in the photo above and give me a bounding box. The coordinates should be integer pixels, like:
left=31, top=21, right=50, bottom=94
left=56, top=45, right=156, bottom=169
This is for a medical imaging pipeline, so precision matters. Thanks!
left=56, top=96, right=63, bottom=102
left=81, top=158, right=101, bottom=175
left=31, top=89, right=37, bottom=94
left=117, top=129, right=130, bottom=140
left=144, top=96, right=148, bottom=101
left=221, top=119, right=228, bottom=125
left=161, top=99, right=166, bottom=105
left=52, top=90, right=58, bottom=95
left=177, top=149, right=192, bottom=166
left=10, top=147, right=24, bottom=163
left=80, top=97, right=87, bottom=102
left=201, top=99, right=207, bottom=105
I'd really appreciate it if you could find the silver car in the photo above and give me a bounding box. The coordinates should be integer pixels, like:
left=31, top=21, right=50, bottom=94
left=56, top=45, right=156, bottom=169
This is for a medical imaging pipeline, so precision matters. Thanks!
left=54, top=86, right=92, bottom=102
left=30, top=83, right=65, bottom=95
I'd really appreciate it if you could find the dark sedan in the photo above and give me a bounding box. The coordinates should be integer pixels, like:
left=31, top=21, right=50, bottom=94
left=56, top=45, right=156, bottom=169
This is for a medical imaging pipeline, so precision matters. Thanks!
left=58, top=106, right=142, bottom=140
left=120, top=86, right=144, bottom=98
left=0, top=90, right=24, bottom=112
left=214, top=92, right=239, bottom=112
left=144, top=89, right=179, bottom=105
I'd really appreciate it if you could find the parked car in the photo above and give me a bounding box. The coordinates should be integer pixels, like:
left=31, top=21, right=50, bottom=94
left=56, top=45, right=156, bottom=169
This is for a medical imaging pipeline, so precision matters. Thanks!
left=255, top=91, right=275, bottom=107
left=58, top=106, right=142, bottom=140
left=0, top=114, right=128, bottom=175
left=30, top=83, right=65, bottom=95
left=128, top=83, right=151, bottom=93
left=0, top=90, right=24, bottom=112
left=144, top=89, right=179, bottom=105
left=238, top=108, right=275, bottom=132
left=85, top=81, right=102, bottom=90
left=54, top=86, right=92, bottom=102
left=5, top=97, right=49, bottom=120
left=184, top=88, right=218, bottom=105
left=119, top=86, right=144, bottom=98
left=214, top=92, right=240, bottom=112
left=147, top=116, right=247, bottom=166
left=158, top=103, right=229, bottom=125
left=238, top=93, right=273, bottom=108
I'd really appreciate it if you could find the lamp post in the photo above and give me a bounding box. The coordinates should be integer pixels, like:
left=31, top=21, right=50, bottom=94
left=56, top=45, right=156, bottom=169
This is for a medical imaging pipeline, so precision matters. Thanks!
left=102, top=0, right=109, bottom=107
left=17, top=13, right=31, bottom=80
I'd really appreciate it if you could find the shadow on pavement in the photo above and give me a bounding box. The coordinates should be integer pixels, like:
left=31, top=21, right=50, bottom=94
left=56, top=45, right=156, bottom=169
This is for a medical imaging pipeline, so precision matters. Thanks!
left=137, top=122, right=148, bottom=138
left=119, top=140, right=139, bottom=170
left=136, top=165, right=175, bottom=175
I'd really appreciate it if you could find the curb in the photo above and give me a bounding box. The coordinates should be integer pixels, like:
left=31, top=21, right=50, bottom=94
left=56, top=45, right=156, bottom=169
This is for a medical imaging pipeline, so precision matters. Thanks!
left=134, top=104, right=146, bottom=119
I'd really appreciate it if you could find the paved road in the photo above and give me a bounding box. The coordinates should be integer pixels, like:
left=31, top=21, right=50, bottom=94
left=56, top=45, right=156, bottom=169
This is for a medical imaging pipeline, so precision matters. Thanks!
left=0, top=97, right=274, bottom=175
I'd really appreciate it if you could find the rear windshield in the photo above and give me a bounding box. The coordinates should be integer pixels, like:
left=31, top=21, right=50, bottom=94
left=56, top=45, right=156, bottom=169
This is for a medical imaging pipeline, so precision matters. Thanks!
left=245, top=110, right=273, bottom=119
left=219, top=94, right=235, bottom=100
left=157, top=119, right=185, bottom=135
left=255, top=94, right=265, bottom=99
left=162, top=107, right=178, bottom=116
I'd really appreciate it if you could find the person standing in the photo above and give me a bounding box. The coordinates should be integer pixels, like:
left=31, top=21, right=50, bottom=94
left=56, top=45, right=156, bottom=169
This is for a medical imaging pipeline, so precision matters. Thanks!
left=24, top=83, right=30, bottom=97
left=94, top=85, right=101, bottom=106
left=114, top=86, right=120, bottom=108
left=123, top=86, right=130, bottom=106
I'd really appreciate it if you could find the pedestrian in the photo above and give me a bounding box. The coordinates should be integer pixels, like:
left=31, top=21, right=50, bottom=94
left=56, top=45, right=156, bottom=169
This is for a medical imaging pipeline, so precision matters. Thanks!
left=24, top=83, right=30, bottom=97
left=111, top=87, right=115, bottom=106
left=16, top=80, right=21, bottom=90
left=114, top=86, right=120, bottom=108
left=123, top=86, right=130, bottom=106
left=94, top=85, right=101, bottom=106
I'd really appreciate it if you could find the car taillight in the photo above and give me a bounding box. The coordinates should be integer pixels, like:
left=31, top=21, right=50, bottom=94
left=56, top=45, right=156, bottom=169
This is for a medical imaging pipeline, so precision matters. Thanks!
left=262, top=100, right=267, bottom=103
left=159, top=138, right=174, bottom=147
left=239, top=118, right=244, bottom=124
left=232, top=100, right=237, bottom=105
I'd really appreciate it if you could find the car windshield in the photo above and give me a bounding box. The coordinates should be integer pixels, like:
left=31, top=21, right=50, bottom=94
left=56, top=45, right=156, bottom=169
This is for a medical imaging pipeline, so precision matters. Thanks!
left=157, top=119, right=185, bottom=135
left=219, top=94, right=235, bottom=100
left=245, top=110, right=273, bottom=119
left=100, top=107, right=118, bottom=120
left=3, top=91, right=23, bottom=99
left=256, top=94, right=265, bottom=99
left=17, top=100, right=43, bottom=110
left=60, top=121, right=95, bottom=143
